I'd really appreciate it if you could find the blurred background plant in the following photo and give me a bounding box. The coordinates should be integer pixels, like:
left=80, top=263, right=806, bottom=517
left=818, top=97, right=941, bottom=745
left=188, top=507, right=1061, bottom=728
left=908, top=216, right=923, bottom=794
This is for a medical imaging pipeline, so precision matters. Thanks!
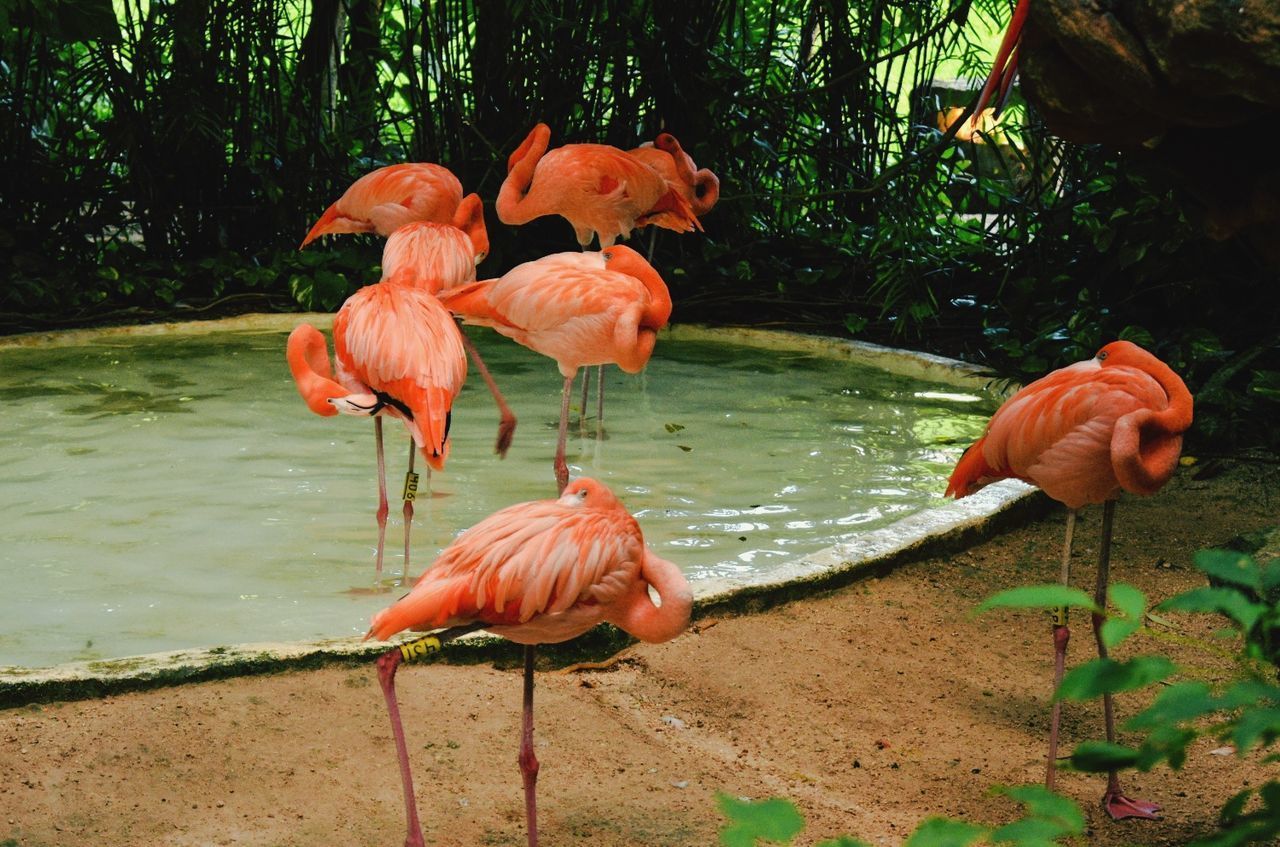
left=2, top=0, right=1276, bottom=448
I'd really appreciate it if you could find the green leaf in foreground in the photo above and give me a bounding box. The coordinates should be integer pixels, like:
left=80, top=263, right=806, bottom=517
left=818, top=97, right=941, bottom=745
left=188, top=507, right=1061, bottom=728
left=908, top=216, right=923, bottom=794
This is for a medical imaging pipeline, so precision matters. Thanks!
left=989, top=785, right=1084, bottom=845
left=816, top=837, right=872, bottom=847
left=1057, top=656, right=1176, bottom=701
left=977, top=585, right=1098, bottom=614
left=1194, top=549, right=1263, bottom=592
left=1158, top=587, right=1266, bottom=632
left=903, top=817, right=985, bottom=847
left=718, top=795, right=805, bottom=847
left=1069, top=741, right=1142, bottom=772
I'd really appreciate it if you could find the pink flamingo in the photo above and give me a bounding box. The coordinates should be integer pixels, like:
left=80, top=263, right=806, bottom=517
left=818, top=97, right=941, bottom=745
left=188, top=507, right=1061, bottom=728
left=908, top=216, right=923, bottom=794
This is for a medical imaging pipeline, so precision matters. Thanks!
left=300, top=163, right=483, bottom=255
left=495, top=123, right=699, bottom=250
left=438, top=245, right=672, bottom=493
left=287, top=209, right=515, bottom=580
left=947, top=340, right=1193, bottom=819
left=367, top=476, right=693, bottom=847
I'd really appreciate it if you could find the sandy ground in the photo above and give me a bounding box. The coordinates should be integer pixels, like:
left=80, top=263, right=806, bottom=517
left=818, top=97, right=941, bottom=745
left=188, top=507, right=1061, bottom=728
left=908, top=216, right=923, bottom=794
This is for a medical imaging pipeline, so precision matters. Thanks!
left=1, top=458, right=1277, bottom=847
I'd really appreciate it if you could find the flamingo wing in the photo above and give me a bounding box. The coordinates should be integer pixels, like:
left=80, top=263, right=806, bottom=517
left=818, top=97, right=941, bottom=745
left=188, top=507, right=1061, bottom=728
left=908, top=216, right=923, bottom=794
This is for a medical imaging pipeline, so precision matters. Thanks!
left=368, top=497, right=644, bottom=639
left=333, top=285, right=466, bottom=466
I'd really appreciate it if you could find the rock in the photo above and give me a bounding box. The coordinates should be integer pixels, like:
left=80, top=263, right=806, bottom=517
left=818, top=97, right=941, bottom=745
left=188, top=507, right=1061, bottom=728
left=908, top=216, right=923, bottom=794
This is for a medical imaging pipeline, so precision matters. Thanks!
left=1017, top=0, right=1280, bottom=251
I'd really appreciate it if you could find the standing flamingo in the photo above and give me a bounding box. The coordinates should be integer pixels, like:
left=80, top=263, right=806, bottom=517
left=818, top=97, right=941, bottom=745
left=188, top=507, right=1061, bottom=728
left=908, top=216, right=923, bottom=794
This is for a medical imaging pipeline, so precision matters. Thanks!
left=300, top=162, right=479, bottom=253
left=367, top=476, right=693, bottom=847
left=495, top=123, right=699, bottom=250
left=287, top=210, right=514, bottom=581
left=947, top=340, right=1193, bottom=820
left=438, top=245, right=671, bottom=493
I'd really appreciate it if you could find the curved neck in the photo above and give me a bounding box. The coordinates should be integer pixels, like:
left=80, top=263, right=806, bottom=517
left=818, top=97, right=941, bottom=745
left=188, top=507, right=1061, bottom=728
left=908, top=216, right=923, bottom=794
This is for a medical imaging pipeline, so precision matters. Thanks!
left=610, top=551, right=692, bottom=643
left=1110, top=354, right=1193, bottom=495
left=495, top=124, right=551, bottom=225
left=286, top=324, right=346, bottom=416
left=608, top=250, right=672, bottom=329
left=691, top=169, right=720, bottom=215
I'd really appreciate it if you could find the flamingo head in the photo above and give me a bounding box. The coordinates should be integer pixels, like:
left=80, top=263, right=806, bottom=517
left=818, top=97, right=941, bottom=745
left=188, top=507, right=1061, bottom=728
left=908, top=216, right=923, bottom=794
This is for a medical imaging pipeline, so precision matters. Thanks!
left=1095, top=340, right=1151, bottom=368
left=557, top=477, right=622, bottom=510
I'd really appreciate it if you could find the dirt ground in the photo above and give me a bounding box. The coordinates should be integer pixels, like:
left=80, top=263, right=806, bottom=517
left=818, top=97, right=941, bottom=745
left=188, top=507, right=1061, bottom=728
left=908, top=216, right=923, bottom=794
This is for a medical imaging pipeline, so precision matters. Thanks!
left=2, top=458, right=1278, bottom=847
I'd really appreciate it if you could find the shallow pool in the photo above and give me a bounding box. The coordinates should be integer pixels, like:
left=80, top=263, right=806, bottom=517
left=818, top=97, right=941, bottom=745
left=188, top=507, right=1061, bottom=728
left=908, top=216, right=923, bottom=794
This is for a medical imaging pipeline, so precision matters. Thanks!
left=0, top=320, right=996, bottom=667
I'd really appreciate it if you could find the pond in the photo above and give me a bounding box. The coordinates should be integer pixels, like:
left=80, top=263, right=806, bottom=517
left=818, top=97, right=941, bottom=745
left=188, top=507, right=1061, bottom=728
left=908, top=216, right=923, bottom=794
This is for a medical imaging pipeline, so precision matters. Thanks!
left=0, top=318, right=999, bottom=668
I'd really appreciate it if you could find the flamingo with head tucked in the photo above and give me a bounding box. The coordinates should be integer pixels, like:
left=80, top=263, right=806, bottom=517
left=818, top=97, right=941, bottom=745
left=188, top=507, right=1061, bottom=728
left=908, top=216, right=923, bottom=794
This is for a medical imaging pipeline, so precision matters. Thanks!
left=495, top=123, right=699, bottom=250
left=300, top=163, right=483, bottom=256
left=438, top=245, right=671, bottom=493
left=948, top=339, right=1193, bottom=820
left=367, top=476, right=693, bottom=847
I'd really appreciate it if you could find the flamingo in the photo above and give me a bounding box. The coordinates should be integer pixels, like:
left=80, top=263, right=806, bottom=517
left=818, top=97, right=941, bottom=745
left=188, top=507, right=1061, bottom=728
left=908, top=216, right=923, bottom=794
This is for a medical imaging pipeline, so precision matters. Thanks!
left=495, top=122, right=699, bottom=250
left=438, top=245, right=672, bottom=493
left=947, top=340, right=1193, bottom=820
left=300, top=162, right=480, bottom=254
left=367, top=476, right=693, bottom=847
left=287, top=210, right=515, bottom=581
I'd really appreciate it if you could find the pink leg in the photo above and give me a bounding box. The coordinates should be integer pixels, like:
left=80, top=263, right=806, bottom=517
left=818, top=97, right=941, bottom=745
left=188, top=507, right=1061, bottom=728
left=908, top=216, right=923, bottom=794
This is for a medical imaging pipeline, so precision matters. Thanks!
left=374, top=418, right=389, bottom=582
left=402, top=442, right=416, bottom=583
left=376, top=649, right=426, bottom=847
left=1092, top=500, right=1162, bottom=820
left=375, top=627, right=484, bottom=847
left=578, top=367, right=592, bottom=433
left=595, top=365, right=605, bottom=437
left=1046, top=510, right=1076, bottom=789
left=461, top=331, right=517, bottom=457
left=519, top=645, right=540, bottom=847
left=554, top=374, right=573, bottom=495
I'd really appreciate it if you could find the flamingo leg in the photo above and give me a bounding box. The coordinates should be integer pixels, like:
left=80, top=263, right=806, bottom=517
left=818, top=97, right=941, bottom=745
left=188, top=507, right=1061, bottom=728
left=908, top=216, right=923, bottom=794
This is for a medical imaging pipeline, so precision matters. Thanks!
left=578, top=367, right=592, bottom=432
left=972, top=0, right=1029, bottom=122
left=1091, top=500, right=1162, bottom=820
left=461, top=330, right=517, bottom=457
left=375, top=625, right=486, bottom=847
left=518, top=645, right=540, bottom=847
left=1046, top=509, right=1076, bottom=790
left=554, top=374, right=574, bottom=495
left=402, top=442, right=417, bottom=583
left=374, top=417, right=389, bottom=582
left=595, top=365, right=605, bottom=438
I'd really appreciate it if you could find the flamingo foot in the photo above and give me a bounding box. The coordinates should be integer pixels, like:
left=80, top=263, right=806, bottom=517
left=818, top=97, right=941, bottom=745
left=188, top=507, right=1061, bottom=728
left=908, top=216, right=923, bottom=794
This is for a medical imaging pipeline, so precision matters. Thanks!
left=1104, top=789, right=1162, bottom=821
left=496, top=413, right=517, bottom=458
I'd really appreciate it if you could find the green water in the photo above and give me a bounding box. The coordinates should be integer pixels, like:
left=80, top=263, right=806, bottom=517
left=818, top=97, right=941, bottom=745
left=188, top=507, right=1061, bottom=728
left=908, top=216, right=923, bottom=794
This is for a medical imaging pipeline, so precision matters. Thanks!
left=0, top=327, right=995, bottom=668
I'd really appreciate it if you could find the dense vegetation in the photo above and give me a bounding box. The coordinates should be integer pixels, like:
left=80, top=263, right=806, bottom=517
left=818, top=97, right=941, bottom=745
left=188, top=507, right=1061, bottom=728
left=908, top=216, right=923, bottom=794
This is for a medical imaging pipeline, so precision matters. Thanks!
left=2, top=0, right=1277, bottom=448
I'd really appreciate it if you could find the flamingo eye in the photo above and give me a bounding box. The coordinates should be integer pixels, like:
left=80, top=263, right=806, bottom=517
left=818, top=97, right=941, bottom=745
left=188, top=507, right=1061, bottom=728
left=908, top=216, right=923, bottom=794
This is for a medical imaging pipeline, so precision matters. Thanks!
left=578, top=488, right=589, bottom=499
left=602, top=250, right=613, bottom=261
left=1098, top=350, right=1109, bottom=361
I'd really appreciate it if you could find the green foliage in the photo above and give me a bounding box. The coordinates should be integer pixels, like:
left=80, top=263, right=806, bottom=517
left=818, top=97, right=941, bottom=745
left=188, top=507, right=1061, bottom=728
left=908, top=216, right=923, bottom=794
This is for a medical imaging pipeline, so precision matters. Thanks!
left=718, top=795, right=806, bottom=847
left=977, top=551, right=1280, bottom=845
left=716, top=784, right=1083, bottom=847
left=2, top=0, right=1275, bottom=446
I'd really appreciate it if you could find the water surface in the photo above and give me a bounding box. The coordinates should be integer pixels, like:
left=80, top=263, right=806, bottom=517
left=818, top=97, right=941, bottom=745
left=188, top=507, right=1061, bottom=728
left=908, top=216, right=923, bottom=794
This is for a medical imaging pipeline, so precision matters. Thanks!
left=0, top=327, right=995, bottom=667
